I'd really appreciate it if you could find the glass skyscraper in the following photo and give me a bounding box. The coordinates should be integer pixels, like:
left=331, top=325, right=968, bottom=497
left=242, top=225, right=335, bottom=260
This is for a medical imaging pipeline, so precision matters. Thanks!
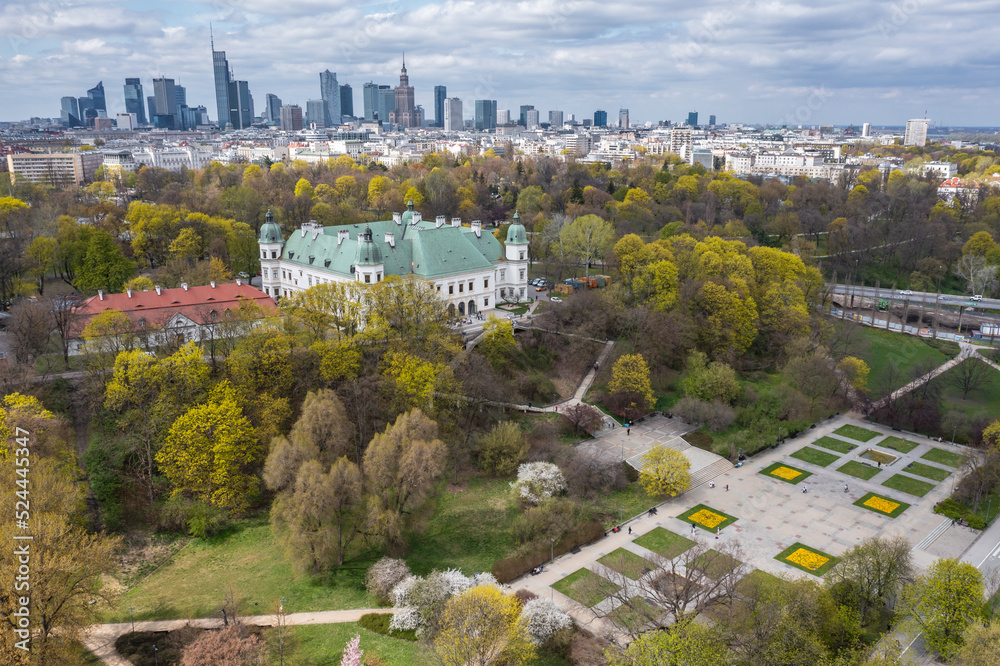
left=319, top=70, right=342, bottom=127
left=434, top=85, right=446, bottom=128
left=474, top=99, right=497, bottom=130
left=340, top=84, right=353, bottom=118
left=123, top=78, right=146, bottom=125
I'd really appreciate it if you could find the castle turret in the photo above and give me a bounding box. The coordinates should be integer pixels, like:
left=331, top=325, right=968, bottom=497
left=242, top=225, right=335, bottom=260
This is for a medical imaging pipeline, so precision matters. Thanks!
left=505, top=211, right=528, bottom=262
left=354, top=226, right=384, bottom=284
left=258, top=210, right=283, bottom=298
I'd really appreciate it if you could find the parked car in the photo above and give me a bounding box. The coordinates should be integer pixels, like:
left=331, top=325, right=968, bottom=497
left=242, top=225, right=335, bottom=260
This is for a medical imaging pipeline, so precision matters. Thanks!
left=550, top=297, right=563, bottom=303
left=971, top=295, right=983, bottom=301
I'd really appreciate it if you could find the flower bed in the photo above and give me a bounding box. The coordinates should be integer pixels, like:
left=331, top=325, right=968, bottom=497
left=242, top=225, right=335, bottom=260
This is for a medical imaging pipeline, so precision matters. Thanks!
left=759, top=462, right=812, bottom=484
left=774, top=542, right=839, bottom=576
left=676, top=504, right=738, bottom=532
left=853, top=492, right=910, bottom=518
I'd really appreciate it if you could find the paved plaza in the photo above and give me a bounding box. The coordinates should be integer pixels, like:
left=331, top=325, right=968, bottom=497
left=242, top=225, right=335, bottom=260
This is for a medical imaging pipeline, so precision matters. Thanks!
left=513, top=415, right=981, bottom=639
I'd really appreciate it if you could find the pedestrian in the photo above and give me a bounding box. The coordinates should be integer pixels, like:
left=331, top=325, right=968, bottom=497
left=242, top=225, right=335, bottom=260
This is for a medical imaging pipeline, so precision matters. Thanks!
left=709, top=480, right=715, bottom=488
left=801, top=485, right=807, bottom=494
left=715, top=527, right=720, bottom=540
left=844, top=484, right=849, bottom=493
left=555, top=405, right=558, bottom=412
left=691, top=522, right=696, bottom=535
left=725, top=484, right=729, bottom=492
left=628, top=526, right=632, bottom=535
left=627, top=427, right=631, bottom=436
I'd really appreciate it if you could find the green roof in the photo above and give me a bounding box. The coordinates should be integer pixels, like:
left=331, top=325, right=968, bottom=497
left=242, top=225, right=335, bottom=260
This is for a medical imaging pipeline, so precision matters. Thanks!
left=280, top=218, right=504, bottom=279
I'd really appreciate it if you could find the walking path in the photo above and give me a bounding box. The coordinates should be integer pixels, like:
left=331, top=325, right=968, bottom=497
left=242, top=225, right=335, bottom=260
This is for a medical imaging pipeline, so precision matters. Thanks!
left=83, top=608, right=392, bottom=665
left=872, top=342, right=998, bottom=411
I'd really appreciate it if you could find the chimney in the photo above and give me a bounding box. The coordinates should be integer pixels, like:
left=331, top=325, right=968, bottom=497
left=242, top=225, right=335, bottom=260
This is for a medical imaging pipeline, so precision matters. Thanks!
left=155, top=285, right=161, bottom=296
left=126, top=288, right=132, bottom=298
left=236, top=279, right=242, bottom=286
left=435, top=215, right=445, bottom=228
left=98, top=289, right=104, bottom=301
left=338, top=229, right=350, bottom=245
left=411, top=212, right=422, bottom=224
left=471, top=220, right=482, bottom=238
left=393, top=212, right=402, bottom=225
left=210, top=281, right=216, bottom=289
left=181, top=282, right=188, bottom=291
left=384, top=232, right=395, bottom=248
left=451, top=217, right=461, bottom=228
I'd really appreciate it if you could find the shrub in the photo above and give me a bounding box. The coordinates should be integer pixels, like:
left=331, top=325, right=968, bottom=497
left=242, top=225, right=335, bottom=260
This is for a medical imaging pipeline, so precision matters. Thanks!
left=563, top=451, right=627, bottom=498
left=673, top=397, right=736, bottom=432
left=358, top=613, right=418, bottom=641
left=366, top=557, right=412, bottom=605
left=159, top=495, right=230, bottom=538
left=389, top=569, right=500, bottom=637
left=511, top=498, right=581, bottom=548
left=563, top=403, right=605, bottom=436
left=492, top=520, right=604, bottom=584
left=521, top=598, right=573, bottom=646
left=680, top=351, right=741, bottom=404
left=477, top=421, right=529, bottom=477
left=513, top=589, right=538, bottom=606
left=511, top=462, right=567, bottom=504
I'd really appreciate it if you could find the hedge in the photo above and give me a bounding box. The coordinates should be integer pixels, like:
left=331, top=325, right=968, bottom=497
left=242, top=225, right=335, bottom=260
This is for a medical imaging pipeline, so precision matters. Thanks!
left=357, top=613, right=418, bottom=641
left=493, top=520, right=604, bottom=583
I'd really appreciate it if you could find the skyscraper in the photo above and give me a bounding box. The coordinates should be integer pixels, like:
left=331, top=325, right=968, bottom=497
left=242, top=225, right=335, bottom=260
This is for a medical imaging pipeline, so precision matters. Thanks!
left=390, top=55, right=417, bottom=128
left=594, top=110, right=607, bottom=127
left=152, top=77, right=178, bottom=129
left=548, top=110, right=563, bottom=128
left=306, top=99, right=328, bottom=129
left=687, top=111, right=698, bottom=126
left=709, top=114, right=717, bottom=126
left=147, top=96, right=156, bottom=126
left=519, top=105, right=534, bottom=127
left=378, top=86, right=395, bottom=125
left=475, top=99, right=497, bottom=130
left=86, top=81, right=106, bottom=113
left=212, top=33, right=232, bottom=129
left=212, top=33, right=253, bottom=129
left=280, top=105, right=303, bottom=131
left=434, top=85, right=447, bottom=128
left=123, top=78, right=147, bottom=125
left=904, top=118, right=929, bottom=146
left=619, top=108, right=629, bottom=129
left=265, top=94, right=282, bottom=123
left=229, top=80, right=253, bottom=129
left=443, top=98, right=463, bottom=131
left=340, top=84, right=354, bottom=118
left=60, top=96, right=81, bottom=127
left=320, top=70, right=342, bottom=127
left=525, top=109, right=540, bottom=129
left=497, top=109, right=511, bottom=125
left=363, top=83, right=379, bottom=120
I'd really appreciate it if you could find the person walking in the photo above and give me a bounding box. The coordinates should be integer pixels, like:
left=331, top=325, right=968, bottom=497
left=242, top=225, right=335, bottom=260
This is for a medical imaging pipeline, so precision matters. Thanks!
left=627, top=427, right=631, bottom=436
left=628, top=526, right=632, bottom=535
left=725, top=484, right=729, bottom=492
left=691, top=522, right=697, bottom=536
left=844, top=484, right=849, bottom=493
left=801, top=485, right=808, bottom=494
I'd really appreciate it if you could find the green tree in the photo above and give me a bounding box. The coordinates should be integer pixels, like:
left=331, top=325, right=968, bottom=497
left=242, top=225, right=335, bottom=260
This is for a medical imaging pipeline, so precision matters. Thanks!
left=605, top=617, right=726, bottom=666
left=838, top=356, right=871, bottom=393
left=478, top=316, right=517, bottom=371
left=607, top=353, right=655, bottom=418
left=477, top=420, right=528, bottom=477
left=963, top=231, right=1000, bottom=258
left=25, top=235, right=57, bottom=295
left=953, top=619, right=1000, bottom=666
left=434, top=585, right=535, bottom=666
left=900, top=558, right=984, bottom=658
left=168, top=227, right=203, bottom=262
left=74, top=230, right=136, bottom=294
left=638, top=444, right=691, bottom=497
left=560, top=214, right=615, bottom=277
left=827, top=535, right=913, bottom=620
left=679, top=351, right=741, bottom=404
left=294, top=177, right=314, bottom=198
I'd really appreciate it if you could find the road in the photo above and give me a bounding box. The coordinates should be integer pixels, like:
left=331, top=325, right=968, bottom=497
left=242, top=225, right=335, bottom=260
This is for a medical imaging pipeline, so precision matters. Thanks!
left=828, top=284, right=1000, bottom=311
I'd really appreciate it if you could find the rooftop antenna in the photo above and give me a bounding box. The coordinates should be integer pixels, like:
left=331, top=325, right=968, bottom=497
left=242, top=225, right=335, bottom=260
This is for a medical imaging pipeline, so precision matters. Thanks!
left=210, top=23, right=214, bottom=50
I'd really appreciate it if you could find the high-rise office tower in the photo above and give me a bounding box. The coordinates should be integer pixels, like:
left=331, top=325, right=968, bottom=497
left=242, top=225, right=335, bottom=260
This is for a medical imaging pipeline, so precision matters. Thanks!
left=862, top=122, right=871, bottom=137
left=306, top=99, right=328, bottom=128
left=319, top=70, right=342, bottom=127
left=594, top=110, right=607, bottom=127
left=212, top=32, right=232, bottom=129
left=904, top=118, right=928, bottom=146
left=265, top=94, right=282, bottom=123
left=60, top=97, right=81, bottom=127
left=709, top=114, right=716, bottom=126
left=519, top=105, right=534, bottom=127
left=175, top=83, right=187, bottom=108
left=497, top=109, right=511, bottom=124
left=525, top=109, right=540, bottom=129
left=152, top=77, right=178, bottom=129
left=363, top=83, right=379, bottom=120
left=86, top=81, right=106, bottom=112
left=378, top=86, right=395, bottom=124
left=434, top=85, right=447, bottom=128
left=548, top=110, right=563, bottom=128
left=475, top=99, right=497, bottom=130
left=687, top=111, right=698, bottom=126
left=340, top=84, right=354, bottom=118
left=619, top=108, right=629, bottom=129
left=229, top=80, right=253, bottom=129
left=147, top=96, right=156, bottom=126
left=123, top=78, right=147, bottom=125
left=280, top=105, right=303, bottom=131
left=390, top=55, right=417, bottom=128
left=443, top=98, right=463, bottom=131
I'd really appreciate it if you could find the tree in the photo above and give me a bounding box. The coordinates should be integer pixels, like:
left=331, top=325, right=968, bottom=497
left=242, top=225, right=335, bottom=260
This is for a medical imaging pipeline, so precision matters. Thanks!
left=25, top=235, right=57, bottom=295
left=73, top=230, right=136, bottom=294
left=433, top=585, right=535, bottom=666
left=520, top=598, right=571, bottom=646
left=607, top=353, right=655, bottom=419
left=156, top=381, right=262, bottom=511
left=168, top=227, right=203, bottom=262
left=837, top=356, right=871, bottom=393
left=365, top=557, right=412, bottom=605
left=946, top=359, right=993, bottom=399
left=511, top=462, right=566, bottom=504
left=953, top=619, right=1000, bottom=666
left=827, top=535, right=913, bottom=620
left=900, top=558, right=984, bottom=658
left=479, top=316, right=517, bottom=371
left=638, top=444, right=691, bottom=497
left=287, top=388, right=354, bottom=464
left=363, top=409, right=447, bottom=549
left=680, top=351, right=741, bottom=404
left=563, top=403, right=605, bottom=435
left=477, top=420, right=528, bottom=477
left=340, top=633, right=364, bottom=666
left=962, top=231, right=1000, bottom=258
left=982, top=420, right=1000, bottom=452
left=49, top=294, right=80, bottom=370
left=181, top=624, right=268, bottom=666
left=560, top=213, right=614, bottom=277
left=605, top=617, right=727, bottom=666
left=954, top=254, right=997, bottom=296
left=6, top=299, right=53, bottom=364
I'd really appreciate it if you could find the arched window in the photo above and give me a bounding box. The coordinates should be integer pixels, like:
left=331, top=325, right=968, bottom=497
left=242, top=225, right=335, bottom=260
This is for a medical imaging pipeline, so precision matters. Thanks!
left=468, top=300, right=476, bottom=314
left=458, top=302, right=465, bottom=315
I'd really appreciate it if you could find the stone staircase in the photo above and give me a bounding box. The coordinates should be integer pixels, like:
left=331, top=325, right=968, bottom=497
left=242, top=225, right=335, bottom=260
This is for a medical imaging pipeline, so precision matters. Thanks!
left=688, top=458, right=735, bottom=489
left=914, top=518, right=952, bottom=551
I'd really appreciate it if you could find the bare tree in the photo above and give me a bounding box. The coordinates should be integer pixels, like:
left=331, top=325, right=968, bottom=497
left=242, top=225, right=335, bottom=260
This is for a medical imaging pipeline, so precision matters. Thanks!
left=49, top=295, right=81, bottom=370
left=946, top=358, right=994, bottom=399
left=7, top=298, right=54, bottom=364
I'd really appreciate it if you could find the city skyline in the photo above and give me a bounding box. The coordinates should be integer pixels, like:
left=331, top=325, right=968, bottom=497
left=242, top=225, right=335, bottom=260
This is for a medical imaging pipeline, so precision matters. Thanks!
left=0, top=0, right=998, bottom=126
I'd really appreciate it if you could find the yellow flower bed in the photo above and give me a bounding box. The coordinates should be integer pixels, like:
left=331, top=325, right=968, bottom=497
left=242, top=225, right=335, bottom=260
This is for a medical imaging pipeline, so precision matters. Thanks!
left=770, top=466, right=802, bottom=481
left=864, top=496, right=900, bottom=514
left=690, top=509, right=726, bottom=528
left=786, top=548, right=829, bottom=571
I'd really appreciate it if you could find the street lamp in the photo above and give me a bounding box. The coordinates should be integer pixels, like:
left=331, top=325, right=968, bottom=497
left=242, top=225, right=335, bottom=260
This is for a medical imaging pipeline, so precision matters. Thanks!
left=952, top=424, right=958, bottom=445
left=619, top=505, right=624, bottom=526
left=154, top=645, right=158, bottom=666
left=128, top=606, right=135, bottom=634
left=550, top=538, right=555, bottom=564
left=279, top=596, right=287, bottom=666
left=777, top=427, right=784, bottom=444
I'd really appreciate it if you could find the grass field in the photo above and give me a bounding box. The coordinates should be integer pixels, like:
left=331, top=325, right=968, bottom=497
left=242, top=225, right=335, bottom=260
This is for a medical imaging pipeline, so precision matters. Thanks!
left=921, top=448, right=969, bottom=468
left=931, top=359, right=1000, bottom=423
left=736, top=569, right=787, bottom=595
left=608, top=597, right=660, bottom=632
left=834, top=323, right=951, bottom=398
left=812, top=436, right=858, bottom=453
left=691, top=549, right=743, bottom=579
left=107, top=517, right=376, bottom=622
left=282, top=622, right=433, bottom=665
left=837, top=461, right=882, bottom=480
left=833, top=425, right=881, bottom=442
left=790, top=446, right=841, bottom=468
left=633, top=528, right=695, bottom=559
left=775, top=543, right=838, bottom=576
left=881, top=474, right=936, bottom=498
left=759, top=462, right=812, bottom=484
left=902, top=461, right=951, bottom=482
left=553, top=568, right=620, bottom=607
left=597, top=548, right=655, bottom=580
left=879, top=436, right=920, bottom=453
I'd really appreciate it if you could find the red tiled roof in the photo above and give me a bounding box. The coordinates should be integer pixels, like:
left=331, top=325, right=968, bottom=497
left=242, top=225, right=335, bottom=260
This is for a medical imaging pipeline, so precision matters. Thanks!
left=70, top=282, right=278, bottom=337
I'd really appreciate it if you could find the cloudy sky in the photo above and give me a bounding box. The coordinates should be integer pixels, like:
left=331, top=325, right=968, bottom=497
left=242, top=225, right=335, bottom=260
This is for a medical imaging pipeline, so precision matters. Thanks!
left=1, top=0, right=999, bottom=126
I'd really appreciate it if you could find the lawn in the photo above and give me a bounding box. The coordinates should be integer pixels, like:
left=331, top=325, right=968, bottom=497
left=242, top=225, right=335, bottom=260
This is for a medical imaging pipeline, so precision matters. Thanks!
left=676, top=504, right=739, bottom=532
left=931, top=358, right=1000, bottom=425
left=281, top=622, right=433, bottom=665
left=812, top=436, right=858, bottom=454
left=837, top=460, right=882, bottom=481
left=902, top=461, right=951, bottom=482
left=597, top=548, right=655, bottom=580
left=921, top=447, right=969, bottom=468
left=881, top=474, right=936, bottom=498
left=854, top=492, right=911, bottom=518
left=735, top=569, right=788, bottom=595
left=833, top=425, right=880, bottom=442
left=633, top=528, right=695, bottom=559
left=107, top=517, right=376, bottom=622
left=590, top=481, right=662, bottom=529
left=834, top=322, right=951, bottom=399
left=608, top=597, right=661, bottom=632
left=759, top=462, right=812, bottom=484
left=691, top=549, right=743, bottom=579
left=775, top=543, right=839, bottom=576
left=879, top=436, right=920, bottom=453
left=790, top=446, right=840, bottom=468
left=405, top=476, right=520, bottom=576
left=553, top=568, right=621, bottom=607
